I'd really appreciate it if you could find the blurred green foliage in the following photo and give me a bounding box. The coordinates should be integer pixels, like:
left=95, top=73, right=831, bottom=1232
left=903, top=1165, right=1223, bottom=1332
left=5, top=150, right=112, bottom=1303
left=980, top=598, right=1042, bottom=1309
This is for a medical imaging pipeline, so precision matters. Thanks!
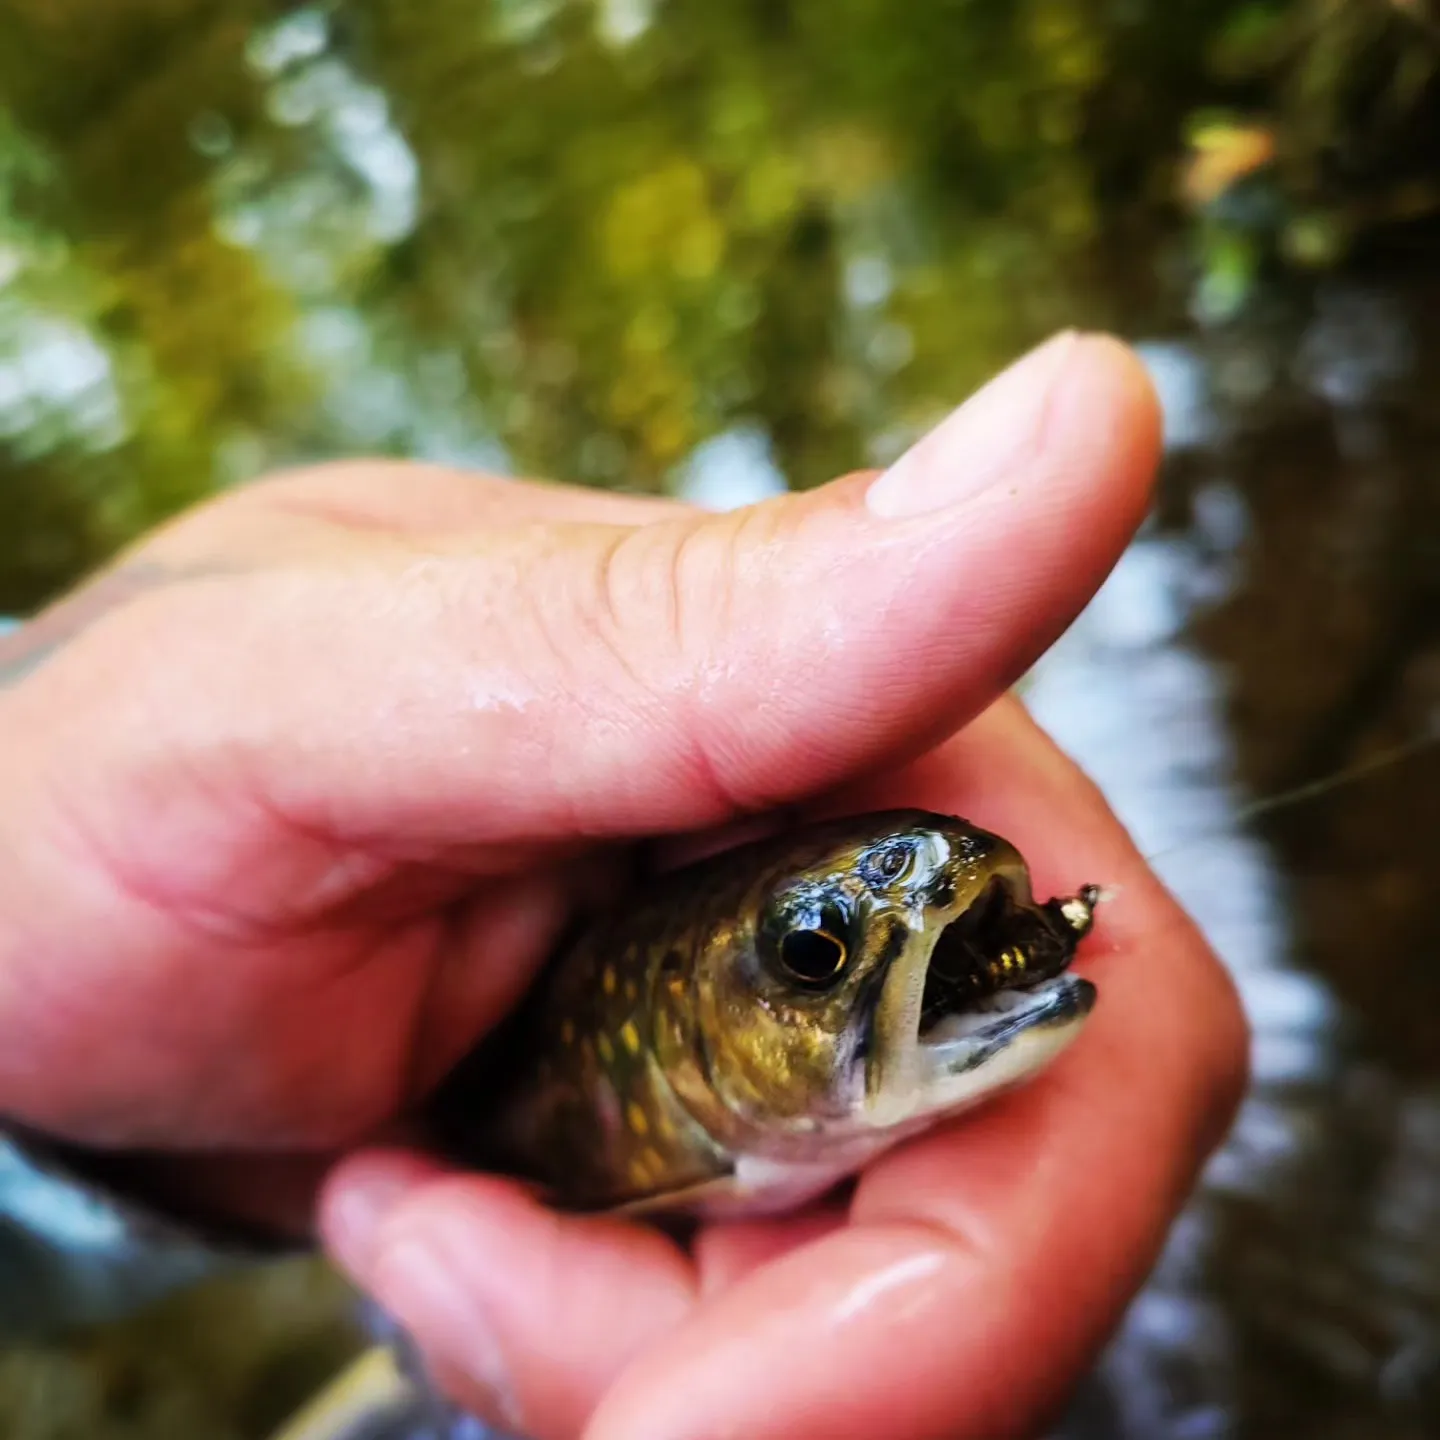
left=0, top=1258, right=361, bottom=1440
left=1, top=0, right=1435, bottom=611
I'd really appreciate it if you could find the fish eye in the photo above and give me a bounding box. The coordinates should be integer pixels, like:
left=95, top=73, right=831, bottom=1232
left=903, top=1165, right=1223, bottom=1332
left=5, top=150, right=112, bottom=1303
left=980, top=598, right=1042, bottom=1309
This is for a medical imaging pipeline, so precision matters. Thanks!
left=759, top=896, right=854, bottom=989
left=778, top=925, right=849, bottom=986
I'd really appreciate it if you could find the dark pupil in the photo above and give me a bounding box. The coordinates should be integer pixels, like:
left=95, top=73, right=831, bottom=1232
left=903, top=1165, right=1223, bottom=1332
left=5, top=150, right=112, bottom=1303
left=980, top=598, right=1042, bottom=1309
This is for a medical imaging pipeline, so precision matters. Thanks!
left=780, top=927, right=847, bottom=984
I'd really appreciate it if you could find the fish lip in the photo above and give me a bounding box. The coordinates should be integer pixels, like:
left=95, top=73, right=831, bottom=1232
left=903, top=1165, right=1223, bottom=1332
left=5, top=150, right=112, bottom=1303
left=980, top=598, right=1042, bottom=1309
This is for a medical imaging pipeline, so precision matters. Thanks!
left=915, top=973, right=1096, bottom=1078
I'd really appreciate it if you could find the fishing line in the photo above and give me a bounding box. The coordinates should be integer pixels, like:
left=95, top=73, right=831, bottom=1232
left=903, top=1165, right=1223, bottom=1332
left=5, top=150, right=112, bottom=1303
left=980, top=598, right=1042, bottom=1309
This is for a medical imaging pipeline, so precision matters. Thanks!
left=1140, top=720, right=1440, bottom=868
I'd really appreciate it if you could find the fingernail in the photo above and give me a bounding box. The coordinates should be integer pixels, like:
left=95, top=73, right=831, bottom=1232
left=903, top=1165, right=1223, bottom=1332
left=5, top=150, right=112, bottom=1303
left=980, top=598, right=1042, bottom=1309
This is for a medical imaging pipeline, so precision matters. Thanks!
left=323, top=1154, right=438, bottom=1272
left=865, top=330, right=1080, bottom=518
left=376, top=1234, right=523, bottom=1430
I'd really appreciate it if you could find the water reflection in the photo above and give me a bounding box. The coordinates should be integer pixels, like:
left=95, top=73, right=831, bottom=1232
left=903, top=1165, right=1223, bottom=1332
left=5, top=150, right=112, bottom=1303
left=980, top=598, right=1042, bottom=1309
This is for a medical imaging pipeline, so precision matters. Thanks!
left=1036, top=293, right=1440, bottom=1437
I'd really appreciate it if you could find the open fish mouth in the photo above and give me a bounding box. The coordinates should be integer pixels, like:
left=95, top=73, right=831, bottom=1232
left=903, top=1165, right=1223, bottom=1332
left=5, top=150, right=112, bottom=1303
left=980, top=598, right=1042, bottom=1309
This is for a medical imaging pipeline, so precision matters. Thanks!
left=916, top=873, right=1097, bottom=1078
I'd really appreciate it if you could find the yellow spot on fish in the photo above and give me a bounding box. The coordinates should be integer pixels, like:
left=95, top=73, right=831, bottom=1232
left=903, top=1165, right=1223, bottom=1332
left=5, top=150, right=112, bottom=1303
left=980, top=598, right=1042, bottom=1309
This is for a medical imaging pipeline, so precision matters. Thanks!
left=654, top=1109, right=674, bottom=1139
left=560, top=1019, right=576, bottom=1045
left=624, top=977, right=638, bottom=1003
left=602, top=966, right=617, bottom=996
left=620, top=1020, right=641, bottom=1054
left=597, top=1033, right=615, bottom=1064
left=627, top=1102, right=650, bottom=1136
left=629, top=1147, right=662, bottom=1187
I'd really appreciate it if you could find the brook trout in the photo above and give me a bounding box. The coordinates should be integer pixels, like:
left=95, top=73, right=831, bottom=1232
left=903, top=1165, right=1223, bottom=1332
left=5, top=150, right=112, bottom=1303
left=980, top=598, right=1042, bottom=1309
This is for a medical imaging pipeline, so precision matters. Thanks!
left=427, top=808, right=1098, bottom=1216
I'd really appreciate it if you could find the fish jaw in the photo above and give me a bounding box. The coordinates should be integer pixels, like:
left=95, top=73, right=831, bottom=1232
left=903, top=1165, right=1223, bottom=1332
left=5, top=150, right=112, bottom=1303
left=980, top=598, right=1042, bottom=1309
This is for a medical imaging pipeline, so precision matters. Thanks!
left=863, top=864, right=1099, bottom=1131
left=868, top=974, right=1095, bottom=1129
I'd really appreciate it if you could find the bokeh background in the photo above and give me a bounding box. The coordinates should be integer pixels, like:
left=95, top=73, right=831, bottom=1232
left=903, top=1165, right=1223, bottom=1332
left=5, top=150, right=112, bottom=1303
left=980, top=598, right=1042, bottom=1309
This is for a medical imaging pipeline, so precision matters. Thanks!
left=2, top=1, right=1440, bottom=1436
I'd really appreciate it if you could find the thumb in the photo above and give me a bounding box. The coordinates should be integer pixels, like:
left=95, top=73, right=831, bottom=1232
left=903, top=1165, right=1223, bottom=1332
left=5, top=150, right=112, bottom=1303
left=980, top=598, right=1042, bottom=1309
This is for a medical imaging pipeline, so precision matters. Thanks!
left=41, top=331, right=1160, bottom=852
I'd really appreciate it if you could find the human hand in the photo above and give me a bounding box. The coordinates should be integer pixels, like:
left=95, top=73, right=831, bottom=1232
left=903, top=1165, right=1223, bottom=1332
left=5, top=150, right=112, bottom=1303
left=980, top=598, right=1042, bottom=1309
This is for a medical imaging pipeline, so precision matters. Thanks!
left=0, top=331, right=1246, bottom=1439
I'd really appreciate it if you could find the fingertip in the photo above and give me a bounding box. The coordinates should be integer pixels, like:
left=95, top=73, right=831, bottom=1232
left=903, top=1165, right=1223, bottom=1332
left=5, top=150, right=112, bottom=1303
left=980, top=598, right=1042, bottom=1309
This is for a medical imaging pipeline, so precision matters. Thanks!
left=323, top=1161, right=697, bottom=1440
left=1070, top=332, right=1164, bottom=445
left=1050, top=330, right=1163, bottom=524
left=319, top=1147, right=448, bottom=1275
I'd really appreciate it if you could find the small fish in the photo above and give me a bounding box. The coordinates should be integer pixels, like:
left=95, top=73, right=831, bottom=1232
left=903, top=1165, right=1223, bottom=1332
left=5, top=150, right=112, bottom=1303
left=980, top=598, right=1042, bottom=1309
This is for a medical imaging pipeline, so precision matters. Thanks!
left=427, top=809, right=1099, bottom=1218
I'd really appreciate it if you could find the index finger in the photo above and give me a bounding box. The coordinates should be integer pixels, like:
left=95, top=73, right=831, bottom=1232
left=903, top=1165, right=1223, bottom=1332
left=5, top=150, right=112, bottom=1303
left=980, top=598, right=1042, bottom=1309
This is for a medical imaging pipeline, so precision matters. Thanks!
left=586, top=697, right=1248, bottom=1440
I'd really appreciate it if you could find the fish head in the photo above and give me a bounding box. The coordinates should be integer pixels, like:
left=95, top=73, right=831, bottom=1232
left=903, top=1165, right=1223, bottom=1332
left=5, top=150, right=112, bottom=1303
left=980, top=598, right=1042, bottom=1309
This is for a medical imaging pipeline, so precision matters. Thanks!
left=666, top=810, right=1098, bottom=1165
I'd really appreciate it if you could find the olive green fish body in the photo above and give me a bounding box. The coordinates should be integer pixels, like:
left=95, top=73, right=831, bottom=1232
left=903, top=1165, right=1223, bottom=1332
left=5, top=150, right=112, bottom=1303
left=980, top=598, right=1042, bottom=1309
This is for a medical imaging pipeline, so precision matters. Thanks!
left=430, top=810, right=1099, bottom=1218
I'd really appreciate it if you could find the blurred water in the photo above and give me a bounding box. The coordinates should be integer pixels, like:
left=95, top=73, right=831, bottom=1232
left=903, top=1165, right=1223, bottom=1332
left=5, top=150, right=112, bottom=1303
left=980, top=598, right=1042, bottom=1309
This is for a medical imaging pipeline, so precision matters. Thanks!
left=1037, top=298, right=1440, bottom=1438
